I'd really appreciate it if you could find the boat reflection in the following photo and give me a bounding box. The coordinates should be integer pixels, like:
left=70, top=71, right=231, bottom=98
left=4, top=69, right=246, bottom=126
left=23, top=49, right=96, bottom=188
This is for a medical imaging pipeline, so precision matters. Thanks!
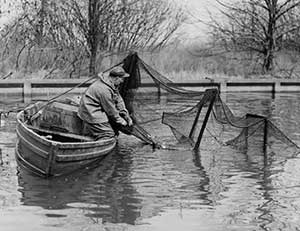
left=17, top=147, right=142, bottom=224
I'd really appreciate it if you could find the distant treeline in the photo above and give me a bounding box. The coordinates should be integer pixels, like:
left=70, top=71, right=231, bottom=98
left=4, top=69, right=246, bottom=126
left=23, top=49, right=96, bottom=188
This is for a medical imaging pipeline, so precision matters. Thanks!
left=0, top=0, right=184, bottom=79
left=1, top=0, right=300, bottom=80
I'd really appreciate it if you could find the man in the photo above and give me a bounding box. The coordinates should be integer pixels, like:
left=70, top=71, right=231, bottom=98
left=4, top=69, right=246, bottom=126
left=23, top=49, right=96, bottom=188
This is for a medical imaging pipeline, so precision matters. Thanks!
left=78, top=66, right=133, bottom=140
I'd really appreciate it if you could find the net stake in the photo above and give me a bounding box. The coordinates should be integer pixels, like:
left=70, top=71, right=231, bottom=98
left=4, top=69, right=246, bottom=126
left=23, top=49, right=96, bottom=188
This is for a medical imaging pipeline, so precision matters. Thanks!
left=194, top=89, right=218, bottom=151
left=189, top=90, right=210, bottom=139
left=263, top=118, right=268, bottom=164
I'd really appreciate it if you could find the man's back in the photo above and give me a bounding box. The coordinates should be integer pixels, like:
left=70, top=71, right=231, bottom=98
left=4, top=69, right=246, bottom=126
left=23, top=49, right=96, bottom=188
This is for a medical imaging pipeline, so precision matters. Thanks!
left=78, top=79, right=111, bottom=124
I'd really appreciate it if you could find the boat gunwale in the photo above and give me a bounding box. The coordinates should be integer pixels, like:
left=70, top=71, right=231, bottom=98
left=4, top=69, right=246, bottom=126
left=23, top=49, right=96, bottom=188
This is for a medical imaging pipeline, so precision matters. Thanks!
left=16, top=110, right=117, bottom=149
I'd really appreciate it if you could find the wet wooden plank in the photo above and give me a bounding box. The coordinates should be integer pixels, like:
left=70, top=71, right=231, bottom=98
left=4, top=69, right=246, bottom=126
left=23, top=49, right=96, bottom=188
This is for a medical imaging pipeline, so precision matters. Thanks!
left=27, top=125, right=93, bottom=142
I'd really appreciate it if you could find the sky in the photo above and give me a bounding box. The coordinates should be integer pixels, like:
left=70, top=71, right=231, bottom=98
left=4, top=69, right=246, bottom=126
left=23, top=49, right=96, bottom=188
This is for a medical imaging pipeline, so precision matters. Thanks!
left=0, top=0, right=221, bottom=43
left=174, top=0, right=220, bottom=43
left=0, top=1, right=21, bottom=29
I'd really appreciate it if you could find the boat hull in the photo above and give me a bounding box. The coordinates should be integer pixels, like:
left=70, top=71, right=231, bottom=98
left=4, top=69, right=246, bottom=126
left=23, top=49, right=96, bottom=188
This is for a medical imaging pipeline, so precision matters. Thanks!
left=15, top=109, right=117, bottom=177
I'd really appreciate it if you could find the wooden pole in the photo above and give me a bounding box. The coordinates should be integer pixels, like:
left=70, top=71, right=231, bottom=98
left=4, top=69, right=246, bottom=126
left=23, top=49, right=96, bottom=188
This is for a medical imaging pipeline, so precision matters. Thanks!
left=158, top=84, right=161, bottom=97
left=194, top=89, right=218, bottom=151
left=263, top=118, right=268, bottom=165
left=245, top=114, right=249, bottom=151
left=188, top=90, right=209, bottom=139
left=23, top=80, right=32, bottom=104
left=0, top=149, right=3, bottom=165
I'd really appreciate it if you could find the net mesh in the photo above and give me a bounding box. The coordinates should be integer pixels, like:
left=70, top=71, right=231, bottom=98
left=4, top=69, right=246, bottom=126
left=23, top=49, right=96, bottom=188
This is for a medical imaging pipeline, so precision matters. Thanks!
left=120, top=52, right=299, bottom=157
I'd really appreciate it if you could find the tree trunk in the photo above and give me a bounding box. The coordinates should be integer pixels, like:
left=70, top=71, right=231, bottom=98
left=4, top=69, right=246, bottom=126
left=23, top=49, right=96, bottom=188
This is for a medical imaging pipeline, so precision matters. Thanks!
left=263, top=0, right=276, bottom=73
left=37, top=0, right=46, bottom=46
left=263, top=49, right=274, bottom=73
left=89, top=43, right=97, bottom=75
left=88, top=0, right=99, bottom=75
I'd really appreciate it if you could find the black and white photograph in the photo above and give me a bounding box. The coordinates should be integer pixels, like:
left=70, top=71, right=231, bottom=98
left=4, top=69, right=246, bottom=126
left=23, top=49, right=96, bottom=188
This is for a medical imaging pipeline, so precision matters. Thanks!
left=1, top=0, right=300, bottom=230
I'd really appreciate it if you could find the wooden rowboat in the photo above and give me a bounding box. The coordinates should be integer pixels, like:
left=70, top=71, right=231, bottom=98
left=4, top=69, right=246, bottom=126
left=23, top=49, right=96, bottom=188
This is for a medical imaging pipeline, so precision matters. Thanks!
left=15, top=100, right=117, bottom=177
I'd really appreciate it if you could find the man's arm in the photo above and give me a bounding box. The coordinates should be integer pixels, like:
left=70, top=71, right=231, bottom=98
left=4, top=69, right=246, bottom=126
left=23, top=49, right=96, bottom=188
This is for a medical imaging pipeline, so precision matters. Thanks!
left=115, top=91, right=133, bottom=126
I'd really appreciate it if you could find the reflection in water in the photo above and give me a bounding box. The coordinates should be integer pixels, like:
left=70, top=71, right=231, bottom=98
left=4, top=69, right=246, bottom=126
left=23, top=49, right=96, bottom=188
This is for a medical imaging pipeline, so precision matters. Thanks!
left=214, top=93, right=300, bottom=230
left=192, top=150, right=212, bottom=205
left=17, top=146, right=142, bottom=225
left=0, top=148, right=3, bottom=166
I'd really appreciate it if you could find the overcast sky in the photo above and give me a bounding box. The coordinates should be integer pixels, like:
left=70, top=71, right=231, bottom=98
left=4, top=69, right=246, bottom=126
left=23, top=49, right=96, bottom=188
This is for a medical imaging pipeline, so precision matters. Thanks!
left=175, top=0, right=219, bottom=43
left=0, top=0, right=221, bottom=43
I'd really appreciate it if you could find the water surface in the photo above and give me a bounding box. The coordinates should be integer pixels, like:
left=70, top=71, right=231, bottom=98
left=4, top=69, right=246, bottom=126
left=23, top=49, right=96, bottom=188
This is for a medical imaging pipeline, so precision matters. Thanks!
left=1, top=92, right=300, bottom=231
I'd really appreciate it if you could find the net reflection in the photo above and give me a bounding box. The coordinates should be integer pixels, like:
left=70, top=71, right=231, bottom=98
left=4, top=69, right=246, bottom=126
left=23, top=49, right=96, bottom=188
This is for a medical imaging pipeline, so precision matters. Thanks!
left=199, top=129, right=299, bottom=229
left=17, top=147, right=142, bottom=225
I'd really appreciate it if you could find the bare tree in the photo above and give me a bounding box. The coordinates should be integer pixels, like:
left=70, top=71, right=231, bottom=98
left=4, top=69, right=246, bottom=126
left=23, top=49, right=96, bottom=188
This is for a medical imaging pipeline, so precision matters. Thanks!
left=68, top=0, right=185, bottom=74
left=0, top=0, right=185, bottom=77
left=207, top=0, right=300, bottom=73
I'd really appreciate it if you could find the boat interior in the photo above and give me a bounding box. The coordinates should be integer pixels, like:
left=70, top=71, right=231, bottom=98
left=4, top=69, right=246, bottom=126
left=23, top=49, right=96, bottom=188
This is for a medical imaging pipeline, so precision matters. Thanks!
left=23, top=101, right=94, bottom=143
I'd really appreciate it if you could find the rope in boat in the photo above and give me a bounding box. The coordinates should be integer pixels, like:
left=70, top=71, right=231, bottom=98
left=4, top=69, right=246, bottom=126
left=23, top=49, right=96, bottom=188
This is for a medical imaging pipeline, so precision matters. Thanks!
left=25, top=61, right=123, bottom=123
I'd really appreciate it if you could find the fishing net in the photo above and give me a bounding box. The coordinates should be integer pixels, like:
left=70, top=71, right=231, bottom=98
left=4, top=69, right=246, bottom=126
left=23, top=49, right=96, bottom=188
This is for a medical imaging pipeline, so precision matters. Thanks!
left=1, top=51, right=298, bottom=160
left=119, top=52, right=300, bottom=158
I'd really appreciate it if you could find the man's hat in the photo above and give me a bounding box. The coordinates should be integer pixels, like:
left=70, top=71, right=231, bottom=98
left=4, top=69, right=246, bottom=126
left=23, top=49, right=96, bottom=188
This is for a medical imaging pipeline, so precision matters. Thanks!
left=109, top=66, right=130, bottom=78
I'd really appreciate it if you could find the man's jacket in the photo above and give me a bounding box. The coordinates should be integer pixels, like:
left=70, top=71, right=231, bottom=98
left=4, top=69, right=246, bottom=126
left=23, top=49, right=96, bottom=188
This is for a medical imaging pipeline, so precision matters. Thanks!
left=78, top=74, right=129, bottom=124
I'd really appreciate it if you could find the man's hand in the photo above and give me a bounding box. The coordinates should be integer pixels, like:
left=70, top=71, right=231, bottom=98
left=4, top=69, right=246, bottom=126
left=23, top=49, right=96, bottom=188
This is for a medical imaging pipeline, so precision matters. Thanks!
left=119, top=111, right=133, bottom=126
left=126, top=117, right=133, bottom=126
left=117, top=117, right=127, bottom=126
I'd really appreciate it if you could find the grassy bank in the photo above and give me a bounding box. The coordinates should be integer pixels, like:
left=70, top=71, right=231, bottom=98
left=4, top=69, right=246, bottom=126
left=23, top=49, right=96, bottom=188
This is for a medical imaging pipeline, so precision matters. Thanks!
left=1, top=44, right=300, bottom=81
left=140, top=46, right=300, bottom=81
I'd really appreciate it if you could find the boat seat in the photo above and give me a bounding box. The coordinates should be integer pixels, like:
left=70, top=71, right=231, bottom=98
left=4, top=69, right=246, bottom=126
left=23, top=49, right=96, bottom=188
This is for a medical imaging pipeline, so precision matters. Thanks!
left=27, top=125, right=94, bottom=142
